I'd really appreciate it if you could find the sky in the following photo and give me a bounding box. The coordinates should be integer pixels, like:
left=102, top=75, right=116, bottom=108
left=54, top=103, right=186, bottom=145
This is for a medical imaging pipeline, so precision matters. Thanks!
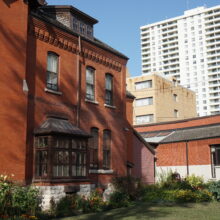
left=47, top=0, right=220, bottom=76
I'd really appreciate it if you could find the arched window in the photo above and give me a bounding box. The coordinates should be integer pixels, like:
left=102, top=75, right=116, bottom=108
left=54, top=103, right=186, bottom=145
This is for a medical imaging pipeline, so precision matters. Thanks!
left=105, top=74, right=113, bottom=105
left=86, top=66, right=95, bottom=101
left=89, top=127, right=99, bottom=169
left=103, top=129, right=111, bottom=169
left=46, top=52, right=59, bottom=91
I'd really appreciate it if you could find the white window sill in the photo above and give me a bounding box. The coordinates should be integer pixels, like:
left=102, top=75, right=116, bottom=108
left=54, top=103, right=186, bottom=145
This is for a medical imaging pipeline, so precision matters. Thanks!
left=85, top=99, right=99, bottom=105
left=104, top=104, right=116, bottom=109
left=44, top=88, right=62, bottom=95
left=89, top=169, right=114, bottom=174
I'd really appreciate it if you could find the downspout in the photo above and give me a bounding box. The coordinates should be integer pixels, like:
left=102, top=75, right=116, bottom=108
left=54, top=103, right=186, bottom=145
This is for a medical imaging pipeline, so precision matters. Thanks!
left=76, top=36, right=81, bottom=127
left=185, top=141, right=189, bottom=176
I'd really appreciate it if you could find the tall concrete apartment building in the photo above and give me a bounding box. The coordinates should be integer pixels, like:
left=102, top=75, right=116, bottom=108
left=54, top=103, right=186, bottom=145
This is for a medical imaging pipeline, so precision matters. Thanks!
left=141, top=5, right=220, bottom=117
left=126, top=74, right=197, bottom=125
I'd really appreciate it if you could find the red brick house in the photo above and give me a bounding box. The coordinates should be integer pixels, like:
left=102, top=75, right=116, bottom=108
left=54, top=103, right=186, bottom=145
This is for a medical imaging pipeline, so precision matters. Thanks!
left=135, top=114, right=220, bottom=181
left=0, top=0, right=156, bottom=208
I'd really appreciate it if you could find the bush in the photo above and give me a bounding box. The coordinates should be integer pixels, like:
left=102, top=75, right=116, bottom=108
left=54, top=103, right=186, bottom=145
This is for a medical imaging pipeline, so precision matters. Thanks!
left=185, top=175, right=205, bottom=190
left=141, top=173, right=212, bottom=204
left=175, top=189, right=197, bottom=202
left=109, top=191, right=131, bottom=208
left=207, top=180, right=220, bottom=201
left=111, top=176, right=142, bottom=200
left=0, top=174, right=41, bottom=219
left=54, top=195, right=78, bottom=217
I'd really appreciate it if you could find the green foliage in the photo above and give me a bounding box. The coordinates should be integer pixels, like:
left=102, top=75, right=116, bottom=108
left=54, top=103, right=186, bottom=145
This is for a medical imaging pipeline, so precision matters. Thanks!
left=0, top=174, right=41, bottom=219
left=53, top=189, right=108, bottom=217
left=185, top=174, right=205, bottom=190
left=142, top=173, right=212, bottom=204
left=207, top=180, right=220, bottom=201
left=49, top=194, right=80, bottom=217
left=111, top=176, right=142, bottom=200
left=109, top=191, right=131, bottom=208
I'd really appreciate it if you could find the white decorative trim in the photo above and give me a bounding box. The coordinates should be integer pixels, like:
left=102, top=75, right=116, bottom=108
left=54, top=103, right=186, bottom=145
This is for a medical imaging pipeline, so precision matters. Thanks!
left=85, top=99, right=99, bottom=105
left=104, top=104, right=116, bottom=109
left=89, top=169, right=114, bottom=174
left=44, top=88, right=62, bottom=95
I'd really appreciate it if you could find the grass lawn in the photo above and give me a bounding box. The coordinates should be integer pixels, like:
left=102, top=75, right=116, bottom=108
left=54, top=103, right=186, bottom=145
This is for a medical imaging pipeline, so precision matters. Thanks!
left=53, top=201, right=220, bottom=220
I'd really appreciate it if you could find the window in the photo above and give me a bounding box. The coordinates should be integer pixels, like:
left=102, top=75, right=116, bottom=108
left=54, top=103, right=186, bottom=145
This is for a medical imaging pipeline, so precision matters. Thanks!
left=174, top=109, right=179, bottom=118
left=136, top=97, right=153, bottom=106
left=89, top=128, right=99, bottom=169
left=211, top=145, right=220, bottom=178
left=86, top=67, right=95, bottom=101
left=136, top=114, right=154, bottom=124
left=211, top=145, right=220, bottom=166
left=103, top=130, right=111, bottom=169
left=105, top=74, right=113, bottom=106
left=35, top=136, right=87, bottom=180
left=135, top=80, right=152, bottom=90
left=46, top=52, right=59, bottom=91
left=173, top=94, right=178, bottom=102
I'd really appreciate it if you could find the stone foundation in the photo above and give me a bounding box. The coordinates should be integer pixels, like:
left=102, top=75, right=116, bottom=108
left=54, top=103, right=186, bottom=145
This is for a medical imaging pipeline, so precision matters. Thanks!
left=38, top=184, right=95, bottom=210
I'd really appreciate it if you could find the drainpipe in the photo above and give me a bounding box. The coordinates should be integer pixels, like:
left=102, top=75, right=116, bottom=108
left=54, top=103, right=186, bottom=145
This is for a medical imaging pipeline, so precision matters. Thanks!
left=185, top=141, right=189, bottom=176
left=76, top=36, right=81, bottom=127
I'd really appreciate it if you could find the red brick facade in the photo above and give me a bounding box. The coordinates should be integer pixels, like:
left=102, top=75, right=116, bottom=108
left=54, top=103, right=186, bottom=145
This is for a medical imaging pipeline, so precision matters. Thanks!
left=135, top=115, right=220, bottom=180
left=0, top=0, right=138, bottom=187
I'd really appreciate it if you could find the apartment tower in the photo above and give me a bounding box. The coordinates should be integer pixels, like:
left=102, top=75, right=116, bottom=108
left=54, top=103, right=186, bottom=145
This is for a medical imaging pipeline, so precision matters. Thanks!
left=141, top=5, right=220, bottom=116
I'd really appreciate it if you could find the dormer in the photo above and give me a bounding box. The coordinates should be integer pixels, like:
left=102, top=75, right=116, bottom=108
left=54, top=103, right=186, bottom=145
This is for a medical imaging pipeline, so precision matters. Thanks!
left=41, top=5, right=98, bottom=40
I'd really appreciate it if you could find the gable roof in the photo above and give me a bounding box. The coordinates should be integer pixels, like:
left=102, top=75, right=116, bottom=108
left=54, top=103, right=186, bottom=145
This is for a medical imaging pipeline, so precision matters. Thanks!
left=140, top=123, right=220, bottom=144
left=133, top=129, right=155, bottom=154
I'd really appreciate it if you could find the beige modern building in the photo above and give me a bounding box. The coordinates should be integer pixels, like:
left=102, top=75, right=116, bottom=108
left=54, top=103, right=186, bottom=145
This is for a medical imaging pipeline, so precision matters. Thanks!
left=126, top=73, right=197, bottom=125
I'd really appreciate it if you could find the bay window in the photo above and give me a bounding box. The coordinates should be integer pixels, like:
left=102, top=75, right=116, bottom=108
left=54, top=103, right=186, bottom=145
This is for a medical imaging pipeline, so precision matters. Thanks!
left=35, top=136, right=87, bottom=181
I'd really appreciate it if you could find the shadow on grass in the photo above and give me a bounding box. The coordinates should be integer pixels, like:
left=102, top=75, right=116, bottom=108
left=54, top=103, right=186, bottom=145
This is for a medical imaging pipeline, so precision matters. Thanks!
left=52, top=201, right=202, bottom=220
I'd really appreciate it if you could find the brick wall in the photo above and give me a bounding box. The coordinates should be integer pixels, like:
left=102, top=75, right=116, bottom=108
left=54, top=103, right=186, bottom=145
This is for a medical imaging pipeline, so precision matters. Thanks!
left=0, top=0, right=29, bottom=181
left=132, top=135, right=155, bottom=184
left=135, top=114, right=220, bottom=133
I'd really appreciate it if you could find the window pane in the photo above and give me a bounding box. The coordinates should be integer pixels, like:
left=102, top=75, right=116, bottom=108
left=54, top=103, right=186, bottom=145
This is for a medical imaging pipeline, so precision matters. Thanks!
left=86, top=68, right=94, bottom=84
left=86, top=67, right=95, bottom=100
left=36, top=151, right=48, bottom=177
left=135, top=80, right=152, bottom=90
left=103, top=130, right=111, bottom=169
left=105, top=74, right=112, bottom=90
left=136, top=114, right=154, bottom=124
left=105, top=74, right=113, bottom=105
left=36, top=137, right=48, bottom=148
left=47, top=53, right=58, bottom=73
left=216, top=148, right=220, bottom=165
left=86, top=84, right=94, bottom=100
left=89, top=128, right=99, bottom=169
left=46, top=53, right=58, bottom=91
left=136, top=97, right=153, bottom=106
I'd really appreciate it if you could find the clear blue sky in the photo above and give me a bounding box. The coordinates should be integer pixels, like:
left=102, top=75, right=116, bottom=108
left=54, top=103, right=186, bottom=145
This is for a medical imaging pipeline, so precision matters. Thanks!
left=47, top=0, right=220, bottom=76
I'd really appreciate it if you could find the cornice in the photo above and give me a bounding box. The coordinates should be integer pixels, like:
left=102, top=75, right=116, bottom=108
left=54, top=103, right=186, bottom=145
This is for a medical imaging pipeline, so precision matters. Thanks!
left=31, top=18, right=122, bottom=72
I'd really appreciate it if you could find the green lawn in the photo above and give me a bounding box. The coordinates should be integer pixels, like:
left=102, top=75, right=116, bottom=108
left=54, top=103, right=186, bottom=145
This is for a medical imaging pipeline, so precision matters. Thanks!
left=53, top=202, right=220, bottom=220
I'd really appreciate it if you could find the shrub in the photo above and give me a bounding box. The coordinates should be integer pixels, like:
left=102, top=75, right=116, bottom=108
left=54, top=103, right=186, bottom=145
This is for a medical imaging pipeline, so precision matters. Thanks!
left=109, top=191, right=131, bottom=208
left=195, top=189, right=212, bottom=202
left=207, top=180, right=220, bottom=201
left=111, top=176, right=142, bottom=200
left=174, top=189, right=197, bottom=203
left=185, top=175, right=205, bottom=190
left=0, top=174, right=41, bottom=218
left=55, top=195, right=78, bottom=217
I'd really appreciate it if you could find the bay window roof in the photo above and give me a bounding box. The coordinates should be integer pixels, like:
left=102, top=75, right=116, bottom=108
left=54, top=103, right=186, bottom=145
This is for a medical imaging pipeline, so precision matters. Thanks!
left=34, top=117, right=90, bottom=137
